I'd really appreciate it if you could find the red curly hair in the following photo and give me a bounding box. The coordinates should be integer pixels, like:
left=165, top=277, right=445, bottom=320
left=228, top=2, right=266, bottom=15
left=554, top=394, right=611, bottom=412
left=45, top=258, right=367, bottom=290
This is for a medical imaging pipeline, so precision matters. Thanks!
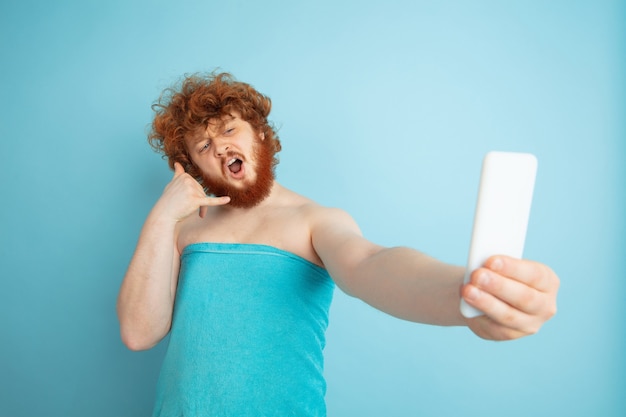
left=148, top=72, right=281, bottom=182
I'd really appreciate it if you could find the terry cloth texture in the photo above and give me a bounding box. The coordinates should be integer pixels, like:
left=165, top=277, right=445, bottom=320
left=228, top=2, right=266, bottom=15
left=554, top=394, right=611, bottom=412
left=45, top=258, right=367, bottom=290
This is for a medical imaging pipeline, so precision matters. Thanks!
left=152, top=243, right=335, bottom=417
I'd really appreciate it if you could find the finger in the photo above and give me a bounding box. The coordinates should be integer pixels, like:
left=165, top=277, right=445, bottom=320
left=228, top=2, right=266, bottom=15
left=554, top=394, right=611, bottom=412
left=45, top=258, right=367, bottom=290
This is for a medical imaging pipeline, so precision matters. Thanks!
left=484, top=255, right=558, bottom=293
left=469, top=267, right=546, bottom=315
left=198, top=196, right=230, bottom=218
left=173, top=162, right=185, bottom=177
left=207, top=196, right=231, bottom=206
left=197, top=196, right=230, bottom=215
left=466, top=314, right=529, bottom=341
left=462, top=284, right=540, bottom=335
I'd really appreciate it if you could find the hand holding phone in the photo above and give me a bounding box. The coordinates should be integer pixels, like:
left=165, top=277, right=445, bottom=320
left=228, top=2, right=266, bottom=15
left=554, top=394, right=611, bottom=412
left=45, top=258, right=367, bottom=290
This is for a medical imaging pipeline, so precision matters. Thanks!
left=460, top=152, right=538, bottom=318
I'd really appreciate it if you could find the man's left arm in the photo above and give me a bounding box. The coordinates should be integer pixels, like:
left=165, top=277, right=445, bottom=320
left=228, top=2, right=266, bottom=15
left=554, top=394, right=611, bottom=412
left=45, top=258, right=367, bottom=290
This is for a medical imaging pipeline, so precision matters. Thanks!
left=310, top=207, right=559, bottom=340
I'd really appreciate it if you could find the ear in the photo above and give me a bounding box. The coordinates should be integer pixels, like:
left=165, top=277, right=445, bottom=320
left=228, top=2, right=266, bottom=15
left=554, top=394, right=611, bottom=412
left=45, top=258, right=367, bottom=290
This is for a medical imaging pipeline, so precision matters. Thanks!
left=259, top=131, right=265, bottom=141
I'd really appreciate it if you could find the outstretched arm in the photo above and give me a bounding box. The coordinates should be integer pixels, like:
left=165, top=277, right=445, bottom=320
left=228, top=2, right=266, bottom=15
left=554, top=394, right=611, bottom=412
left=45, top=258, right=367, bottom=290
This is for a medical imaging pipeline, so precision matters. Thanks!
left=311, top=207, right=559, bottom=340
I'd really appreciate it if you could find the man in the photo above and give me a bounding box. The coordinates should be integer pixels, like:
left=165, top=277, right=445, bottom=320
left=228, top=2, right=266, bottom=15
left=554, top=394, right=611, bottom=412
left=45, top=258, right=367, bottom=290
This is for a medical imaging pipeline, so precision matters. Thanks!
left=117, top=73, right=559, bottom=416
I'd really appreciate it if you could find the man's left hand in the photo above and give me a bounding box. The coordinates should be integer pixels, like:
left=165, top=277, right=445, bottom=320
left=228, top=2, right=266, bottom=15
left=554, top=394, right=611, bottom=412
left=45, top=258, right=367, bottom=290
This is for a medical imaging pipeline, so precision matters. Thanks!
left=461, top=256, right=560, bottom=340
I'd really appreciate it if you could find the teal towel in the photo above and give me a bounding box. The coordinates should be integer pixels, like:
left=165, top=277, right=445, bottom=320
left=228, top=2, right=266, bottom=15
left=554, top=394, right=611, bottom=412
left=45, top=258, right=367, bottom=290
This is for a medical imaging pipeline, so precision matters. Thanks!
left=152, top=243, right=335, bottom=417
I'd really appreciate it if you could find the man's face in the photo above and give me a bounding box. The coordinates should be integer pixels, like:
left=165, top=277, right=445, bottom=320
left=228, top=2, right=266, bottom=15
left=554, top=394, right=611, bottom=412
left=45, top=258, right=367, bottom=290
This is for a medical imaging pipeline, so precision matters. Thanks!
left=184, top=113, right=275, bottom=208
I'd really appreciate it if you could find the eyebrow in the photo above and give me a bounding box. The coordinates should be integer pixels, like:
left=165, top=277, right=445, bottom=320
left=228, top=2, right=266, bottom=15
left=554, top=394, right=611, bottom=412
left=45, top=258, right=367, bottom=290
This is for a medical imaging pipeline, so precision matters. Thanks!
left=187, top=128, right=209, bottom=145
left=204, top=115, right=238, bottom=138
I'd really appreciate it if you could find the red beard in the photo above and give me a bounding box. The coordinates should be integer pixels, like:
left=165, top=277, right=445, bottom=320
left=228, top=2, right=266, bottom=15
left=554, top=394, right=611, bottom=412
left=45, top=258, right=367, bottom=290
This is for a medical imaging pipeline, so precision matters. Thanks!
left=200, top=141, right=275, bottom=209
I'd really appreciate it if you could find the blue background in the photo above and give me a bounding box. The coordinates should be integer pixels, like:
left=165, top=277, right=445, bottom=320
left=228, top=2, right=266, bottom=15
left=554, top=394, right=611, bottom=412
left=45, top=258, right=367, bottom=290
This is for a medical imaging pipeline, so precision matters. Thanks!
left=1, top=0, right=624, bottom=416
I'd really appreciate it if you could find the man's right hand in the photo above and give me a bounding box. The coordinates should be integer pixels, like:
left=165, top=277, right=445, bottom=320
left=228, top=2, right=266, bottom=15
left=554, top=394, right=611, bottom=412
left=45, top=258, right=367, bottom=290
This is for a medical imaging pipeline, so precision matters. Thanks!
left=155, top=162, right=231, bottom=221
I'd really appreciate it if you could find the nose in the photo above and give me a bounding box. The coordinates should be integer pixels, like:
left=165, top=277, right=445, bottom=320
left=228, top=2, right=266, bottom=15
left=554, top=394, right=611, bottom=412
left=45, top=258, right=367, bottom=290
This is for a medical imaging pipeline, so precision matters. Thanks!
left=213, top=140, right=230, bottom=157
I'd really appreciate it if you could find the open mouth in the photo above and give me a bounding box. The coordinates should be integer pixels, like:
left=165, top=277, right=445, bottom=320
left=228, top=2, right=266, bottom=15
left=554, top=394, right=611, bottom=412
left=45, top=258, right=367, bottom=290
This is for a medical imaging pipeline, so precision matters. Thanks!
left=227, top=157, right=243, bottom=174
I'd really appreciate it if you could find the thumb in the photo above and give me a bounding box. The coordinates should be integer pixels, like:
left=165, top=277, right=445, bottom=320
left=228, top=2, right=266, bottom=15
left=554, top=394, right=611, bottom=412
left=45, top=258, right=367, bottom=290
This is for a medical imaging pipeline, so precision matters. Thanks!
left=173, top=162, right=185, bottom=177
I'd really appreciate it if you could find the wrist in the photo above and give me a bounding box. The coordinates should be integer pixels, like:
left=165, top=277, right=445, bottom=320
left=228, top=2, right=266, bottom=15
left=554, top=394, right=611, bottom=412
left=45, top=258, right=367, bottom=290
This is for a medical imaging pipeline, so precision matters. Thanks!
left=146, top=205, right=180, bottom=229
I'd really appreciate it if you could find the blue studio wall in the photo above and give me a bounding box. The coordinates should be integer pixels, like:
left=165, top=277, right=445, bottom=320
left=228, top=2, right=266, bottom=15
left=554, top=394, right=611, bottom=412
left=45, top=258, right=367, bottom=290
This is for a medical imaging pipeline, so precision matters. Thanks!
left=1, top=1, right=624, bottom=416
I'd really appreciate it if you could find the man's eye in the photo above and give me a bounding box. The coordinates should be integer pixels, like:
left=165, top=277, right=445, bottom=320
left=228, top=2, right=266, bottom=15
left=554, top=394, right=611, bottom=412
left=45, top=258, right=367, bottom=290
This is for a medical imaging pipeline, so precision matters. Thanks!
left=200, top=141, right=211, bottom=152
left=224, top=127, right=235, bottom=135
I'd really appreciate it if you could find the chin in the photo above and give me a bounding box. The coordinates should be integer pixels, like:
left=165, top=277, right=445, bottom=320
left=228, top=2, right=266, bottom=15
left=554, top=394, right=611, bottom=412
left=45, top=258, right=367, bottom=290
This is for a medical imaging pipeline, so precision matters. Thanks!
left=203, top=141, right=276, bottom=208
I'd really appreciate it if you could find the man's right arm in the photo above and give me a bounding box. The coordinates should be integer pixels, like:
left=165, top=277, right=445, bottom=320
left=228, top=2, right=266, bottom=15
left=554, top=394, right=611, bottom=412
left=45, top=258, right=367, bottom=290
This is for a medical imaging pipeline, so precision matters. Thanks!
left=116, top=163, right=230, bottom=351
left=117, top=212, right=180, bottom=351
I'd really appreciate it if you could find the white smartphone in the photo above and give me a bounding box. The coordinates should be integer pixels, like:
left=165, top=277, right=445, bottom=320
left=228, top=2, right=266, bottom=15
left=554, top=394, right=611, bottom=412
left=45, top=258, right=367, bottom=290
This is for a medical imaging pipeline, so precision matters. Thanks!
left=460, top=151, right=538, bottom=318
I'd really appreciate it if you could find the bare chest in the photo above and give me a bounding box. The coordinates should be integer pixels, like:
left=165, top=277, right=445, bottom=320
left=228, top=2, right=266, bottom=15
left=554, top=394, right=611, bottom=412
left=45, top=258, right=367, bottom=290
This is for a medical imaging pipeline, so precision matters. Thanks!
left=177, top=207, right=323, bottom=267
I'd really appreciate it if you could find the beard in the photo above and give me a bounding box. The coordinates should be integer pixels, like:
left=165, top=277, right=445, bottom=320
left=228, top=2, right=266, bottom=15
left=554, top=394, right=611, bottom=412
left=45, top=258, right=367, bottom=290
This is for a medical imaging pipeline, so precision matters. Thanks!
left=200, top=141, right=276, bottom=209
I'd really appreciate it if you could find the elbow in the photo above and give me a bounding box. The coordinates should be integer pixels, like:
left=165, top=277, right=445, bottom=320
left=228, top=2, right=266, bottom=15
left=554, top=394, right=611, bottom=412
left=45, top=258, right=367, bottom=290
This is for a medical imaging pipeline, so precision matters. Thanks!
left=120, top=331, right=157, bottom=351
left=118, top=321, right=168, bottom=351
left=116, top=301, right=171, bottom=351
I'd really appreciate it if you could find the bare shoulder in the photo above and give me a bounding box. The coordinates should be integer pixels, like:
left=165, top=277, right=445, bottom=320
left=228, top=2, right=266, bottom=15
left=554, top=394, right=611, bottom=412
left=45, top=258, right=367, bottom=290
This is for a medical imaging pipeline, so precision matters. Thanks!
left=288, top=189, right=378, bottom=259
left=279, top=187, right=359, bottom=231
left=305, top=204, right=360, bottom=233
left=271, top=185, right=369, bottom=267
left=303, top=197, right=383, bottom=290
